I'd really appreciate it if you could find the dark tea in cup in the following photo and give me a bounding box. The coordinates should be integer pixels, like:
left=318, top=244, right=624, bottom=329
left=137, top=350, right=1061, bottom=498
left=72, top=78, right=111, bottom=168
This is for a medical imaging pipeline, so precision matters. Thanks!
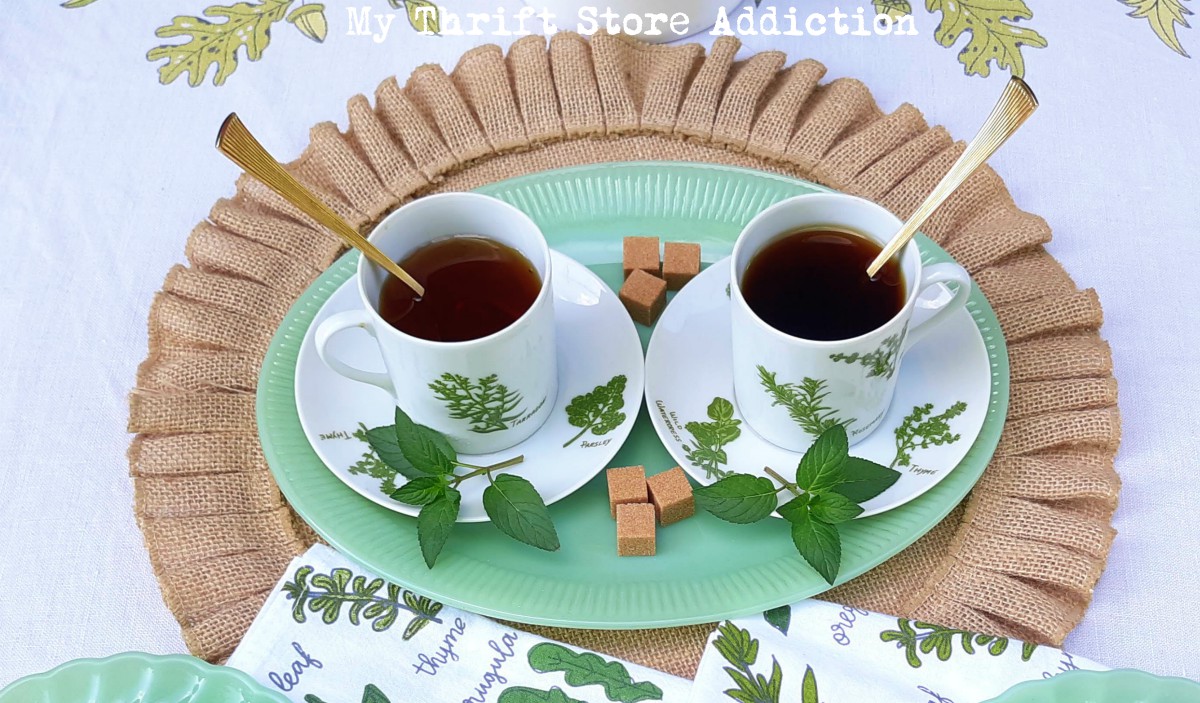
left=741, top=227, right=905, bottom=341
left=378, top=235, right=542, bottom=343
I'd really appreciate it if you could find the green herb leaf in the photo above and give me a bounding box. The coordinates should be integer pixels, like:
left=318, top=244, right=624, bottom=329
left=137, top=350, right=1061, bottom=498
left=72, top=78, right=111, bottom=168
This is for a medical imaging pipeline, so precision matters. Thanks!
left=482, top=474, right=560, bottom=551
left=497, top=688, right=584, bottom=703
left=563, top=374, right=627, bottom=447
left=776, top=495, right=810, bottom=523
left=390, top=476, right=445, bottom=506
left=830, top=457, right=901, bottom=503
left=708, top=397, right=735, bottom=422
left=763, top=605, right=791, bottom=636
left=790, top=510, right=842, bottom=585
left=802, top=665, right=819, bottom=703
left=394, top=407, right=457, bottom=475
left=694, top=474, right=779, bottom=523
left=808, top=492, right=863, bottom=524
left=363, top=424, right=426, bottom=479
left=526, top=643, right=664, bottom=702
left=417, top=487, right=460, bottom=568
left=361, top=684, right=390, bottom=703
left=795, top=425, right=849, bottom=493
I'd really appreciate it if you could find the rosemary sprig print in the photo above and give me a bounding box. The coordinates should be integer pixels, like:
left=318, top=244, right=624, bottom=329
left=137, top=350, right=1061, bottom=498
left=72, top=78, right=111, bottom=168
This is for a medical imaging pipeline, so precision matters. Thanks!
left=712, top=621, right=784, bottom=703
left=891, top=402, right=968, bottom=469
left=829, top=327, right=906, bottom=379
left=757, top=367, right=855, bottom=437
left=563, top=375, right=627, bottom=447
left=282, top=565, right=444, bottom=639
left=880, top=618, right=1038, bottom=668
left=682, top=398, right=742, bottom=479
left=430, top=373, right=524, bottom=434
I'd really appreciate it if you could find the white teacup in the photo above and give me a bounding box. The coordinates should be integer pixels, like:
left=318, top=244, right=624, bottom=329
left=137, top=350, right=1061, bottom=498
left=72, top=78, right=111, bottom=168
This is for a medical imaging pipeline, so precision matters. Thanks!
left=730, top=193, right=972, bottom=452
left=315, top=193, right=557, bottom=455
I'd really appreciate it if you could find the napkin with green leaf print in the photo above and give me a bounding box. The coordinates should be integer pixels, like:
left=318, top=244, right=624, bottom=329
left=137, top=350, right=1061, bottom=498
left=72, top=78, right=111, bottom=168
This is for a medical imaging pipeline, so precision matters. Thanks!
left=227, top=544, right=689, bottom=703
left=689, top=600, right=1106, bottom=702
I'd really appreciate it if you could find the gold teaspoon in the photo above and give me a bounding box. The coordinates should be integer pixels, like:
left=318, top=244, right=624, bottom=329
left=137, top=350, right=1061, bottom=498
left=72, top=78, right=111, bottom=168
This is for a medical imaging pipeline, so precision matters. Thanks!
left=216, top=113, right=426, bottom=298
left=867, top=78, right=1039, bottom=278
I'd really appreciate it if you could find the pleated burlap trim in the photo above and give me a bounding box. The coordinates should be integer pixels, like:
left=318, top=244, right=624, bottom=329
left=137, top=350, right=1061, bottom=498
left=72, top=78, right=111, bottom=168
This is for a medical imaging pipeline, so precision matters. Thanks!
left=128, top=33, right=1121, bottom=679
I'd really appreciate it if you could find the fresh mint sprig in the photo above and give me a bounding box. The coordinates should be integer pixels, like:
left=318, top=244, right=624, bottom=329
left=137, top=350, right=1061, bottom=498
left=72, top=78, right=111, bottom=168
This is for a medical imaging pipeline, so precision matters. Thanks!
left=363, top=408, right=558, bottom=568
left=693, top=425, right=900, bottom=585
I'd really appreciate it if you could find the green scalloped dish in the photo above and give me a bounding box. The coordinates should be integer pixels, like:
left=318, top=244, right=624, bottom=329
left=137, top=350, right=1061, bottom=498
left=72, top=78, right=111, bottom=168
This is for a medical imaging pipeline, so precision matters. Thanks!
left=0, top=653, right=289, bottom=703
left=257, top=162, right=1010, bottom=628
left=983, top=670, right=1200, bottom=702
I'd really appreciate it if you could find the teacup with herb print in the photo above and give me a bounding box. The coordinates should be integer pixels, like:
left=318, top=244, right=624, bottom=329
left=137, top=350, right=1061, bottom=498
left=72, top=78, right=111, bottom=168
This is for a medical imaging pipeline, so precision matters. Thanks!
left=730, top=193, right=972, bottom=452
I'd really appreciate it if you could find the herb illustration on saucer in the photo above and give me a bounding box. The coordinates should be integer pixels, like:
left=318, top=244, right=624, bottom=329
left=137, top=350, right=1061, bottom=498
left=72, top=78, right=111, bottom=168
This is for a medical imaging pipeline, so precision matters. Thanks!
left=563, top=374, right=628, bottom=448
left=430, top=372, right=524, bottom=434
left=891, top=402, right=968, bottom=469
left=880, top=618, right=1038, bottom=668
left=347, top=423, right=409, bottom=496
left=829, top=326, right=906, bottom=379
left=682, top=397, right=742, bottom=479
left=757, top=367, right=856, bottom=437
left=282, top=564, right=444, bottom=639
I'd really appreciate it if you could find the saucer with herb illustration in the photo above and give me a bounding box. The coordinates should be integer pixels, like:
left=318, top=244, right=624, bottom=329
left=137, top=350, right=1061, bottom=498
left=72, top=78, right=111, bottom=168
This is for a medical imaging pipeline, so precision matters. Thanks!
left=645, top=256, right=1005, bottom=517
left=294, top=250, right=644, bottom=522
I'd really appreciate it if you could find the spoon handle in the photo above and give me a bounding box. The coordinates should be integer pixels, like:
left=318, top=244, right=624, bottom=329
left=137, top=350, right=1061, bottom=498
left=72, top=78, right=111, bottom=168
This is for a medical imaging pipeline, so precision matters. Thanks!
left=866, top=78, right=1039, bottom=278
left=216, top=113, right=426, bottom=298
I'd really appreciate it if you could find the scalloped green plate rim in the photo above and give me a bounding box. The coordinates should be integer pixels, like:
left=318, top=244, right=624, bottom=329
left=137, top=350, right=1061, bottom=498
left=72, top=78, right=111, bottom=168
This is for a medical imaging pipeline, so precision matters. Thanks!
left=0, top=653, right=289, bottom=703
left=983, top=669, right=1200, bottom=702
left=257, top=161, right=1009, bottom=628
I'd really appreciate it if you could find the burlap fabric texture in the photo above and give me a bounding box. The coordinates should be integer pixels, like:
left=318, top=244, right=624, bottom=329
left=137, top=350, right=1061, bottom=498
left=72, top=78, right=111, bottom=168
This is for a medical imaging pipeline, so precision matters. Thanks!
left=129, top=33, right=1121, bottom=679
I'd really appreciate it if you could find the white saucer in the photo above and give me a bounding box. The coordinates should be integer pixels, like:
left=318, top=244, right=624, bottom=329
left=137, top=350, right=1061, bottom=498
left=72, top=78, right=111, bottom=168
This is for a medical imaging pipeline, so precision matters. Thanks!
left=295, top=251, right=644, bottom=522
left=644, top=257, right=991, bottom=517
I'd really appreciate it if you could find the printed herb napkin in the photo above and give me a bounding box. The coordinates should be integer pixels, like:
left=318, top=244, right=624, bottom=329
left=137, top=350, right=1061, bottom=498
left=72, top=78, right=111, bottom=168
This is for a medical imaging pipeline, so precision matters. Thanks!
left=227, top=544, right=689, bottom=703
left=688, top=600, right=1106, bottom=702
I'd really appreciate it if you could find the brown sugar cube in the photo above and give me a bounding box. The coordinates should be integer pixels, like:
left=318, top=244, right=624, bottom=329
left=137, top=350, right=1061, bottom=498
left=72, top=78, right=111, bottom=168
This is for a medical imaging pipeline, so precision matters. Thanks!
left=606, top=465, right=648, bottom=518
left=616, top=503, right=657, bottom=556
left=646, top=466, right=695, bottom=525
left=619, top=270, right=667, bottom=326
left=623, top=236, right=661, bottom=279
left=662, top=242, right=701, bottom=291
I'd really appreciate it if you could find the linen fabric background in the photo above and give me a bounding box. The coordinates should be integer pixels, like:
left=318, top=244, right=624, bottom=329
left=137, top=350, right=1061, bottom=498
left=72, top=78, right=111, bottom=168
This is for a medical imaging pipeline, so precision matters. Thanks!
left=1, top=0, right=1197, bottom=687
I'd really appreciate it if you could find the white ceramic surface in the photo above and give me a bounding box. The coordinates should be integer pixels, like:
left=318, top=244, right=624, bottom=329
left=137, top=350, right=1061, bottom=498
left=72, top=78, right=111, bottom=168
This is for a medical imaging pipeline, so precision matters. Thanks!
left=647, top=256, right=994, bottom=517
left=298, top=251, right=644, bottom=522
left=730, top=193, right=972, bottom=452
left=314, top=192, right=557, bottom=455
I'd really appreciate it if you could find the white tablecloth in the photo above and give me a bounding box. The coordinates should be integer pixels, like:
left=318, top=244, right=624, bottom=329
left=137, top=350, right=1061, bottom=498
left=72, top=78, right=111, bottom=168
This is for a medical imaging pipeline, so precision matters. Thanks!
left=2, top=0, right=1197, bottom=687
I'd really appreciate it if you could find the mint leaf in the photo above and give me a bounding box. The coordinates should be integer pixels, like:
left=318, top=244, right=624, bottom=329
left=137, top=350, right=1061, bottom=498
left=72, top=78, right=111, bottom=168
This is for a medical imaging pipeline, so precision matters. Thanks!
left=482, top=474, right=559, bottom=551
left=694, top=474, right=779, bottom=523
left=363, top=424, right=426, bottom=479
left=830, top=457, right=901, bottom=503
left=790, top=510, right=842, bottom=584
left=395, top=407, right=457, bottom=475
left=796, top=424, right=849, bottom=493
left=776, top=494, right=810, bottom=523
left=808, top=492, right=863, bottom=524
left=417, top=487, right=460, bottom=567
left=390, top=476, right=445, bottom=506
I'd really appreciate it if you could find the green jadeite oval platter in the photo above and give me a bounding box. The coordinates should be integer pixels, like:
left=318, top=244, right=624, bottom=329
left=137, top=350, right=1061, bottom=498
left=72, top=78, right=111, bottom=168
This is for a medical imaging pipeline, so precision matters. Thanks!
left=983, top=670, right=1200, bottom=702
left=257, top=161, right=1010, bottom=628
left=0, top=653, right=289, bottom=703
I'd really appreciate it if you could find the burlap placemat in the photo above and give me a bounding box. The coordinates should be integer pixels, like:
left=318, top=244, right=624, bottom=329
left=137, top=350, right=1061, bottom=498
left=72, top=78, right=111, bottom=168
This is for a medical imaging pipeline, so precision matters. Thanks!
left=128, top=33, right=1121, bottom=679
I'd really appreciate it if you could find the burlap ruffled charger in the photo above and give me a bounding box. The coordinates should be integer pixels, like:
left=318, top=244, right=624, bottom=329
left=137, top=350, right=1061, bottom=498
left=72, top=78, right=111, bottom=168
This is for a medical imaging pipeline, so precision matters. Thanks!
left=128, top=33, right=1121, bottom=678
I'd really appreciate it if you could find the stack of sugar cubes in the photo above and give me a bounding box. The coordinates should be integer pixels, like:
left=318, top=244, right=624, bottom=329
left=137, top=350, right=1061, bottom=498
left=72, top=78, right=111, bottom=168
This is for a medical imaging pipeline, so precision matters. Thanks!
left=618, top=237, right=701, bottom=326
left=606, top=465, right=695, bottom=556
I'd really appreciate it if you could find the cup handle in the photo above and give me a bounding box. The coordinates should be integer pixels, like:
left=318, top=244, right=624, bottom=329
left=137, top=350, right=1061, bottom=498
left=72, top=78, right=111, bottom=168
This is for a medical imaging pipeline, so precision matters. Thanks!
left=903, top=262, right=972, bottom=352
left=314, top=309, right=396, bottom=398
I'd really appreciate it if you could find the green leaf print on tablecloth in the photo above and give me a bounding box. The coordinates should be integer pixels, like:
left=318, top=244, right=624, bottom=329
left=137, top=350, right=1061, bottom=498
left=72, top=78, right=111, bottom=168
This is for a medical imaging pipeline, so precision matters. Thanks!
left=281, top=565, right=444, bottom=638
left=563, top=374, right=628, bottom=447
left=757, top=367, right=856, bottom=438
left=712, top=621, right=788, bottom=703
left=891, top=402, right=968, bottom=469
left=305, top=683, right=392, bottom=703
left=430, top=372, right=524, bottom=433
left=497, top=688, right=585, bottom=703
left=1121, top=0, right=1195, bottom=57
left=526, top=643, right=664, bottom=702
left=880, top=618, right=1039, bottom=668
left=926, top=0, right=1049, bottom=78
left=683, top=397, right=743, bottom=479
